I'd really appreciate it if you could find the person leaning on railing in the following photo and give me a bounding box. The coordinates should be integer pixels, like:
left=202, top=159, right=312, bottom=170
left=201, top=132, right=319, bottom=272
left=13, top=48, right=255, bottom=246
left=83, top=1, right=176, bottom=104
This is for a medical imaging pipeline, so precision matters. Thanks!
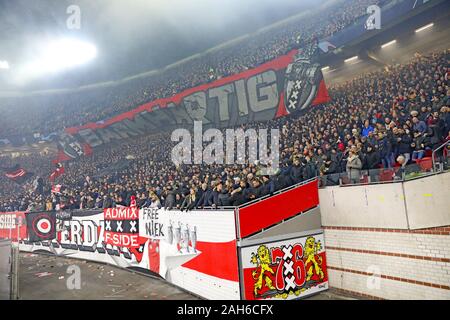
left=180, top=188, right=197, bottom=212
left=149, top=192, right=162, bottom=209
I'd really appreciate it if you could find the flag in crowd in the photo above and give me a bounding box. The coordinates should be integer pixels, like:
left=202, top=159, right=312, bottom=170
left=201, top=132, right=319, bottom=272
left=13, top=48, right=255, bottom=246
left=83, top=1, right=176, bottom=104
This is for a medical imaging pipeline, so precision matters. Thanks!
left=0, top=164, right=34, bottom=185
left=49, top=162, right=65, bottom=183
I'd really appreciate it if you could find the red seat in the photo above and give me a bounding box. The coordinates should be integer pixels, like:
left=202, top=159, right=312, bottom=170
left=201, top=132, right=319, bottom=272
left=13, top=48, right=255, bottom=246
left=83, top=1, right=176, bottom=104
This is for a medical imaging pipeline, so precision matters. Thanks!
left=379, top=169, right=394, bottom=182
left=425, top=149, right=432, bottom=157
left=360, top=175, right=369, bottom=183
left=341, top=176, right=350, bottom=185
left=417, top=157, right=433, bottom=171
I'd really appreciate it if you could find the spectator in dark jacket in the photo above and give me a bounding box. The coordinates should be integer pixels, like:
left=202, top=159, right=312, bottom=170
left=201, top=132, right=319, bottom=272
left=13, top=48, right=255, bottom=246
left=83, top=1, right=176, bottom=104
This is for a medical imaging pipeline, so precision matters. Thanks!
left=395, top=128, right=412, bottom=164
left=412, top=117, right=427, bottom=135
left=289, top=157, right=303, bottom=183
left=247, top=179, right=263, bottom=202
left=229, top=184, right=246, bottom=207
left=364, top=145, right=380, bottom=182
left=164, top=186, right=176, bottom=210
left=302, top=156, right=317, bottom=180
left=260, top=175, right=275, bottom=196
left=411, top=133, right=429, bottom=162
left=180, top=188, right=197, bottom=211
left=194, top=183, right=206, bottom=207
left=275, top=169, right=290, bottom=190
left=364, top=145, right=380, bottom=169
left=210, top=183, right=221, bottom=208
left=218, top=187, right=231, bottom=207
left=377, top=132, right=393, bottom=168
left=102, top=195, right=113, bottom=208
left=174, top=193, right=183, bottom=209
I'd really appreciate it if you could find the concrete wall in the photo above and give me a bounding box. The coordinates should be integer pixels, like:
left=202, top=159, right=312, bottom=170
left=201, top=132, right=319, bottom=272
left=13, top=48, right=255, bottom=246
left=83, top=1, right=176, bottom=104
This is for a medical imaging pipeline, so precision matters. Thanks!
left=319, top=172, right=450, bottom=300
left=403, top=173, right=450, bottom=229
left=320, top=183, right=408, bottom=229
left=0, top=240, right=11, bottom=300
left=320, top=172, right=450, bottom=230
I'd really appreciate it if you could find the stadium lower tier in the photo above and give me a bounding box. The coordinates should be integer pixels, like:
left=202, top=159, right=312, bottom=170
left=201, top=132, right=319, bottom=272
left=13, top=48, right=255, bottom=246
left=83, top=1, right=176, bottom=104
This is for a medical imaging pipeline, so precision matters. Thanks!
left=1, top=172, right=449, bottom=300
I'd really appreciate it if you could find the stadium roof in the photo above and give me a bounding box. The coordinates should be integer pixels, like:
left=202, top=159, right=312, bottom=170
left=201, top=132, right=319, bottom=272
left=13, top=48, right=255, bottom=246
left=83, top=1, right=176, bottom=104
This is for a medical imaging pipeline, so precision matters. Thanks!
left=0, top=0, right=319, bottom=91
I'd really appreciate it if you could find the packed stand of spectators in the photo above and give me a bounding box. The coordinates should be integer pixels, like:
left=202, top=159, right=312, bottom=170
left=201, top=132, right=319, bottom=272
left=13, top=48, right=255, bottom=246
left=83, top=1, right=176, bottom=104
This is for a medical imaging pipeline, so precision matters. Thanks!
left=0, top=49, right=448, bottom=213
left=0, top=0, right=385, bottom=140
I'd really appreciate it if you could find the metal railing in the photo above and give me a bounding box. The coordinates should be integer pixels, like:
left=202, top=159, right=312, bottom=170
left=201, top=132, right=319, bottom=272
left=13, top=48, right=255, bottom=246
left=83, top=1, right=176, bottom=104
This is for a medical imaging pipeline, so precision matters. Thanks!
left=238, top=177, right=317, bottom=209
left=10, top=242, right=19, bottom=300
left=432, top=140, right=450, bottom=172
left=23, top=179, right=315, bottom=214
left=0, top=216, right=22, bottom=300
left=0, top=239, right=12, bottom=300
left=319, top=153, right=449, bottom=188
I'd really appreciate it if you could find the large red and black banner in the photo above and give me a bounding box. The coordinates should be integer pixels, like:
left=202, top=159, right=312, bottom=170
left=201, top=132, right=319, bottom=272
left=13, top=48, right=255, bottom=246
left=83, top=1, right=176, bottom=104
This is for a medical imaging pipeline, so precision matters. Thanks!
left=55, top=49, right=330, bottom=160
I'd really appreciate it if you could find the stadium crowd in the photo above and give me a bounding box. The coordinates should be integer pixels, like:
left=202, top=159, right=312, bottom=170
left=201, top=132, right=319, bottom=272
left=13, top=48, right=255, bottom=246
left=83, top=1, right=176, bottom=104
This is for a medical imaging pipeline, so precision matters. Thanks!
left=0, top=49, right=449, bottom=212
left=0, top=0, right=385, bottom=140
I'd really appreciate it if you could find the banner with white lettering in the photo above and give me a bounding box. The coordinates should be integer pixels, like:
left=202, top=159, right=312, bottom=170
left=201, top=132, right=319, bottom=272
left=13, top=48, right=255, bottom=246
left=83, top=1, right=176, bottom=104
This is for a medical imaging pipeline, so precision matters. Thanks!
left=18, top=208, right=240, bottom=299
left=0, top=211, right=27, bottom=240
left=55, top=48, right=330, bottom=161
left=140, top=208, right=165, bottom=239
left=104, top=207, right=140, bottom=248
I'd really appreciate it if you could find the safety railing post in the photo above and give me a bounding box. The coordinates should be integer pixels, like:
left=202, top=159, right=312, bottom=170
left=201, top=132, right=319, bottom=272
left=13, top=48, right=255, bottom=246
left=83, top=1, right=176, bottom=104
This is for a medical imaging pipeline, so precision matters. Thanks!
left=432, top=140, right=449, bottom=173
left=0, top=239, right=12, bottom=300
left=10, top=244, right=18, bottom=300
left=9, top=217, right=21, bottom=300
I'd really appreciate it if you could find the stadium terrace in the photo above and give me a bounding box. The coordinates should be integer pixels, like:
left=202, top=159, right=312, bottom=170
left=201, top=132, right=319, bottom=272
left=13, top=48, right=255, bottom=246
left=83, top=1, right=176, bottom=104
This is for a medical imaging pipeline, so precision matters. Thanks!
left=0, top=0, right=449, bottom=303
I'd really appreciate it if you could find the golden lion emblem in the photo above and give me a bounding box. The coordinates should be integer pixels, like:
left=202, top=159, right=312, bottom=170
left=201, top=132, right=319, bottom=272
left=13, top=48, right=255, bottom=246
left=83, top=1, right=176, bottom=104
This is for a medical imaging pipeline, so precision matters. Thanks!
left=303, top=236, right=324, bottom=281
left=250, top=245, right=275, bottom=296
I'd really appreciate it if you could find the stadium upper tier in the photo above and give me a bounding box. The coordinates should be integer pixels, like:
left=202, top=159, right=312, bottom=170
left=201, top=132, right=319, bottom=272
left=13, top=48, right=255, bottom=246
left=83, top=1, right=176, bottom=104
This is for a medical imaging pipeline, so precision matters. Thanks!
left=0, top=0, right=385, bottom=140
